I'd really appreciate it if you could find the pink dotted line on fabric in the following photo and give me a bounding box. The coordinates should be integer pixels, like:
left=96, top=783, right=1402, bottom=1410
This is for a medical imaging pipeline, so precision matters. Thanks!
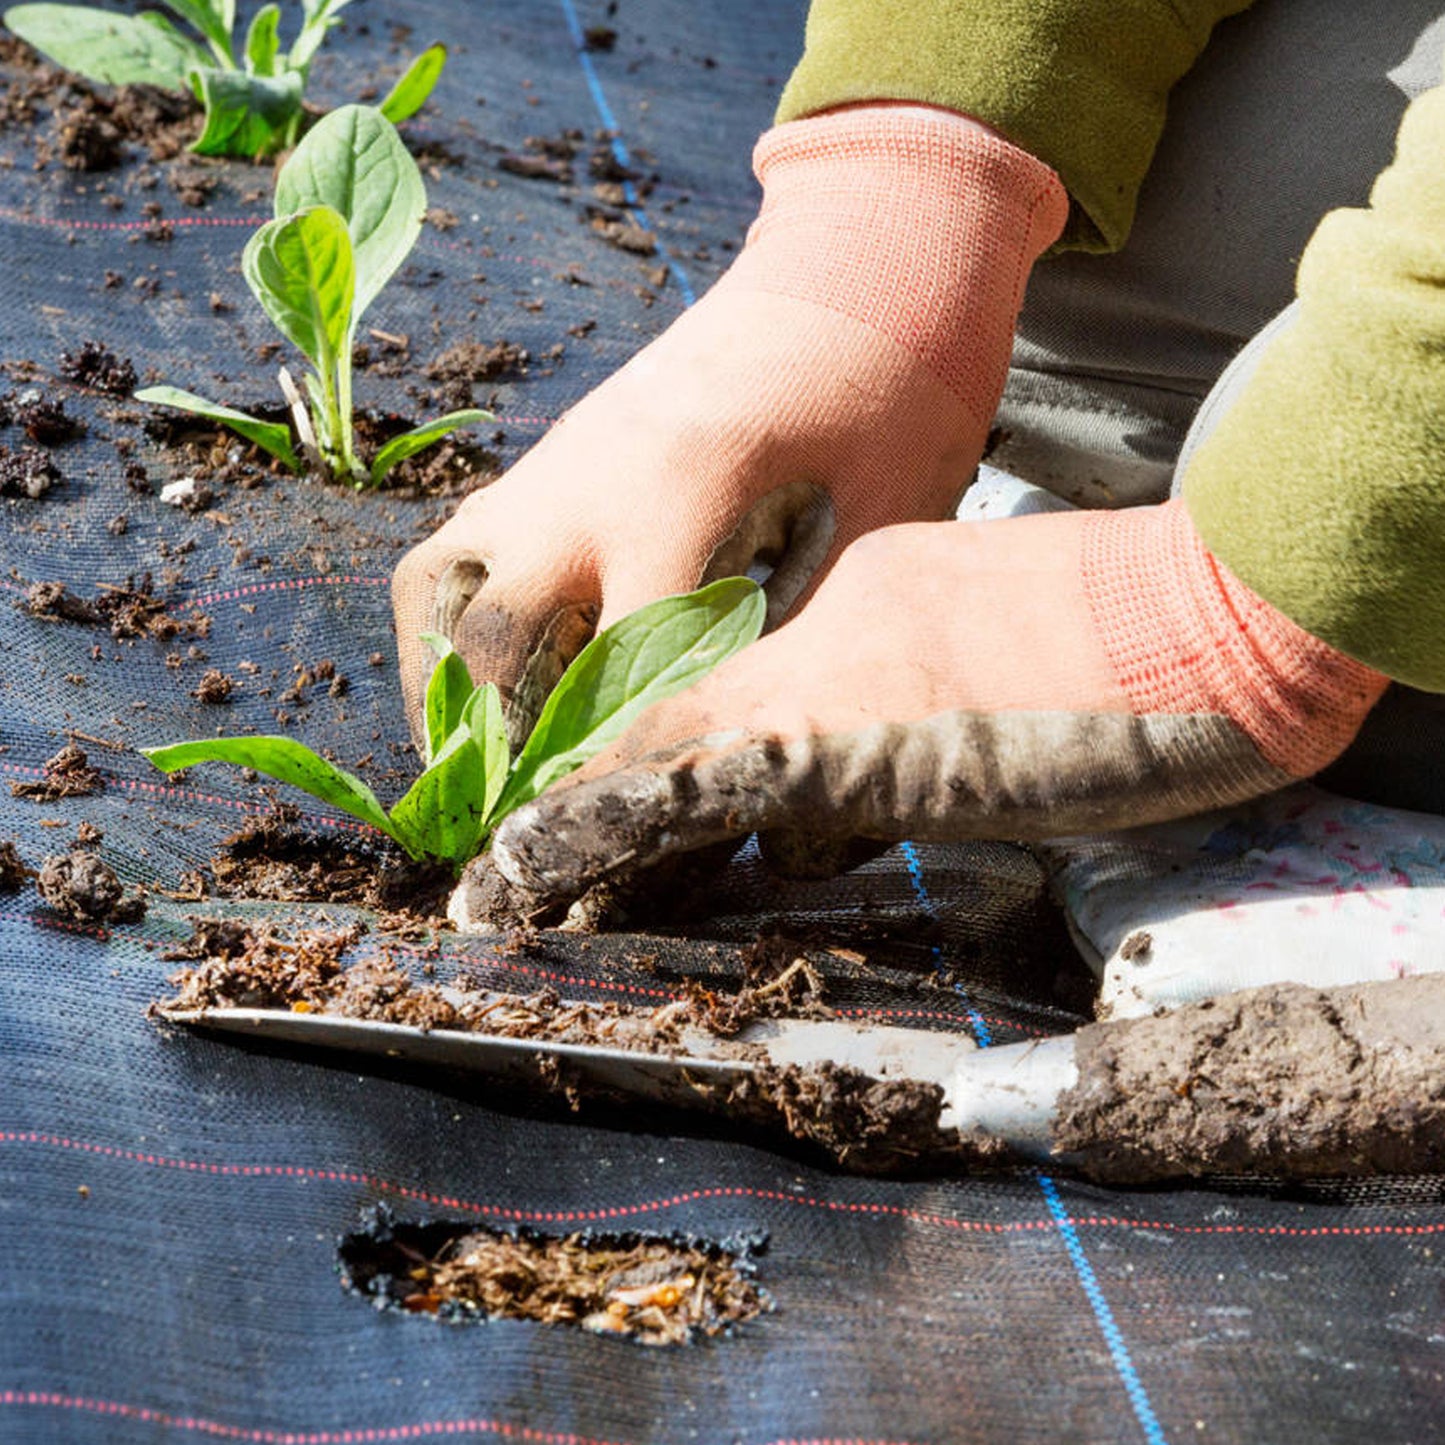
left=0, top=1392, right=915, bottom=1445
left=4, top=1131, right=1443, bottom=1240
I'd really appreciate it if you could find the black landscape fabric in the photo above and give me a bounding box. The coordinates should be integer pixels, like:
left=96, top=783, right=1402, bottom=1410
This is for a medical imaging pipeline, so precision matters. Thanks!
left=1, top=2, right=1443, bottom=1442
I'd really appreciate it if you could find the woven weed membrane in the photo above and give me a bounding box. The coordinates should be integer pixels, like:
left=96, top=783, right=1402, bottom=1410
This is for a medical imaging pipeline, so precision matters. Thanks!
left=1, top=3, right=1443, bottom=1442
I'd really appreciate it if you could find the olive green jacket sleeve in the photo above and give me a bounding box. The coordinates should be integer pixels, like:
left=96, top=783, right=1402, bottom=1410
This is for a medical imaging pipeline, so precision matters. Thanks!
left=776, top=0, right=1255, bottom=251
left=1182, top=76, right=1445, bottom=693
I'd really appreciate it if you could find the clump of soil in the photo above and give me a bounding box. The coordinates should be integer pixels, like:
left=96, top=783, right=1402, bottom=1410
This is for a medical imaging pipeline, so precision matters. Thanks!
left=424, top=341, right=529, bottom=410
left=14, top=396, right=82, bottom=444
left=10, top=742, right=103, bottom=801
left=22, top=574, right=211, bottom=640
left=0, top=444, right=60, bottom=498
left=586, top=207, right=657, bottom=255
left=58, top=341, right=138, bottom=397
left=37, top=840, right=146, bottom=924
left=728, top=1062, right=1008, bottom=1176
left=191, top=668, right=233, bottom=703
left=0, top=840, right=33, bottom=892
left=338, top=1205, right=769, bottom=1346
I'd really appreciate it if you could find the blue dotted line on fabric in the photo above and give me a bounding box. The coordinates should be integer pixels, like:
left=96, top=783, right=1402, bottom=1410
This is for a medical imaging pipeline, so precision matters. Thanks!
left=904, top=842, right=1168, bottom=1444
left=898, top=840, right=993, bottom=1046
left=557, top=0, right=699, bottom=306
left=1037, top=1173, right=1171, bottom=1445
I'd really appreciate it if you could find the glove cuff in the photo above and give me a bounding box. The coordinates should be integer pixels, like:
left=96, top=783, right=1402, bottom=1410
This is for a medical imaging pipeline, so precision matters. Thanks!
left=1085, top=500, right=1389, bottom=779
left=733, top=105, right=1068, bottom=411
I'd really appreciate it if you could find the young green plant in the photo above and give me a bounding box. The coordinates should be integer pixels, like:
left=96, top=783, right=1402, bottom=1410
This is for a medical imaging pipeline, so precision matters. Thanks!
left=142, top=578, right=766, bottom=872
left=136, top=105, right=487, bottom=488
left=3, top=0, right=446, bottom=157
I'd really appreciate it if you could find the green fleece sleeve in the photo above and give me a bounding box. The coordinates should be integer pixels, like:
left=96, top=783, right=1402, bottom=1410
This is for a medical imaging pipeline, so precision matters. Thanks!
left=1182, top=78, right=1445, bottom=693
left=776, top=0, right=1254, bottom=251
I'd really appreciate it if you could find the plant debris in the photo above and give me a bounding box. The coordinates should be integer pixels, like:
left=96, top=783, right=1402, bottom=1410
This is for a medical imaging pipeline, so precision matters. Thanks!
left=14, top=396, right=81, bottom=444
left=338, top=1205, right=770, bottom=1345
left=22, top=574, right=211, bottom=640
left=10, top=742, right=103, bottom=801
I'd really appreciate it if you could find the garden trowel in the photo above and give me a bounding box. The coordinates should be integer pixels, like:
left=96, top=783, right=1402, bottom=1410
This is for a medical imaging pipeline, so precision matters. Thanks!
left=162, top=971, right=1445, bottom=1182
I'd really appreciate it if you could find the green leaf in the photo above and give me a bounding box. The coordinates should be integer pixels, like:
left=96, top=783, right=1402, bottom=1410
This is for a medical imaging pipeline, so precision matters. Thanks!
left=288, top=0, right=354, bottom=70
left=242, top=205, right=355, bottom=371
left=420, top=631, right=472, bottom=767
left=135, top=385, right=301, bottom=471
left=3, top=3, right=211, bottom=88
left=159, top=0, right=233, bottom=64
left=388, top=726, right=490, bottom=866
left=189, top=65, right=303, bottom=157
left=142, top=736, right=400, bottom=846
left=462, top=680, right=509, bottom=822
left=369, top=408, right=490, bottom=486
left=274, top=105, right=425, bottom=324
left=378, top=43, right=446, bottom=125
left=494, top=578, right=765, bottom=821
left=242, top=3, right=280, bottom=76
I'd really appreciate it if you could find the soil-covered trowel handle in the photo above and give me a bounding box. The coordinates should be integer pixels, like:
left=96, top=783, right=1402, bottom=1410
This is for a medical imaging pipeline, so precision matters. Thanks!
left=1031, top=973, right=1445, bottom=1184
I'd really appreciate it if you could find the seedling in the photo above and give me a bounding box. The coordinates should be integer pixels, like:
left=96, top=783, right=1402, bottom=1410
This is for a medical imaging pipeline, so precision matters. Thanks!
left=3, top=0, right=446, bottom=157
left=142, top=578, right=766, bottom=872
left=136, top=105, right=487, bottom=487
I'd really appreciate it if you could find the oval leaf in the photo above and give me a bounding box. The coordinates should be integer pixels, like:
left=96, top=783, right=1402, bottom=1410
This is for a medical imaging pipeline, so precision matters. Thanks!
left=242, top=205, right=354, bottom=368
left=242, top=3, right=280, bottom=75
left=421, top=631, right=472, bottom=766
left=288, top=0, right=354, bottom=70
left=494, top=578, right=765, bottom=820
left=274, top=105, right=425, bottom=324
left=134, top=385, right=300, bottom=471
left=159, top=0, right=233, bottom=61
left=190, top=65, right=303, bottom=157
left=378, top=43, right=446, bottom=125
left=388, top=727, right=490, bottom=866
left=369, top=408, right=490, bottom=486
left=4, top=3, right=211, bottom=88
left=463, top=680, right=510, bottom=823
left=142, top=736, right=398, bottom=844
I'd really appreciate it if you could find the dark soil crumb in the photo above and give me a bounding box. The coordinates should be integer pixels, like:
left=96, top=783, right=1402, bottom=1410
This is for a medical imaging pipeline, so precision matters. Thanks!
left=0, top=444, right=61, bottom=498
left=58, top=340, right=138, bottom=397
left=191, top=668, right=233, bottom=703
left=0, top=840, right=33, bottom=893
left=587, top=208, right=657, bottom=255
left=339, top=1204, right=769, bottom=1345
left=15, top=396, right=82, bottom=444
left=424, top=341, right=528, bottom=408
left=10, top=743, right=103, bottom=801
left=30, top=81, right=200, bottom=170
left=36, top=848, right=146, bottom=924
left=583, top=25, right=618, bottom=51
left=167, top=163, right=217, bottom=207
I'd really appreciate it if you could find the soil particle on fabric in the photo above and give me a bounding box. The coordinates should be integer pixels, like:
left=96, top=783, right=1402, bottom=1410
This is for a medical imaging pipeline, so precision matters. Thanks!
left=338, top=1205, right=770, bottom=1345
left=15, top=396, right=82, bottom=444
left=0, top=840, right=33, bottom=893
left=191, top=668, right=234, bottom=703
left=587, top=208, right=657, bottom=255
left=37, top=847, right=146, bottom=924
left=22, top=573, right=211, bottom=641
left=728, top=1062, right=1011, bottom=1176
left=424, top=341, right=528, bottom=408
left=0, top=444, right=61, bottom=498
left=58, top=341, right=138, bottom=397
left=1054, top=975, right=1445, bottom=1183
left=10, top=742, right=103, bottom=801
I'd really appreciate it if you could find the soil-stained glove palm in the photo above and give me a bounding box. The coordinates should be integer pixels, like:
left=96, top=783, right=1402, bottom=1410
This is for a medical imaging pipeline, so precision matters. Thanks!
left=490, top=501, right=1388, bottom=899
left=391, top=104, right=1067, bottom=744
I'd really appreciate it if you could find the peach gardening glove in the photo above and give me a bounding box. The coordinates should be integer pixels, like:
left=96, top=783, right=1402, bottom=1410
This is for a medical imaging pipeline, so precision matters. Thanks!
left=489, top=498, right=1389, bottom=900
left=391, top=104, right=1068, bottom=743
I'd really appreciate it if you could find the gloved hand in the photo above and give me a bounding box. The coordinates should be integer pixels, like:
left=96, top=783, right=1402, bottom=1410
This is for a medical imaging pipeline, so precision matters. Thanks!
left=392, top=104, right=1067, bottom=744
left=489, top=499, right=1388, bottom=901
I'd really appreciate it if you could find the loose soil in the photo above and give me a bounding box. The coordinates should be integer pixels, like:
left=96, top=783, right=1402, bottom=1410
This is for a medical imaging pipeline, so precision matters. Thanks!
left=23, top=574, right=212, bottom=641
left=0, top=840, right=32, bottom=892
left=0, top=444, right=60, bottom=498
left=338, top=1205, right=770, bottom=1345
left=1054, top=974, right=1445, bottom=1182
left=10, top=742, right=103, bottom=801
